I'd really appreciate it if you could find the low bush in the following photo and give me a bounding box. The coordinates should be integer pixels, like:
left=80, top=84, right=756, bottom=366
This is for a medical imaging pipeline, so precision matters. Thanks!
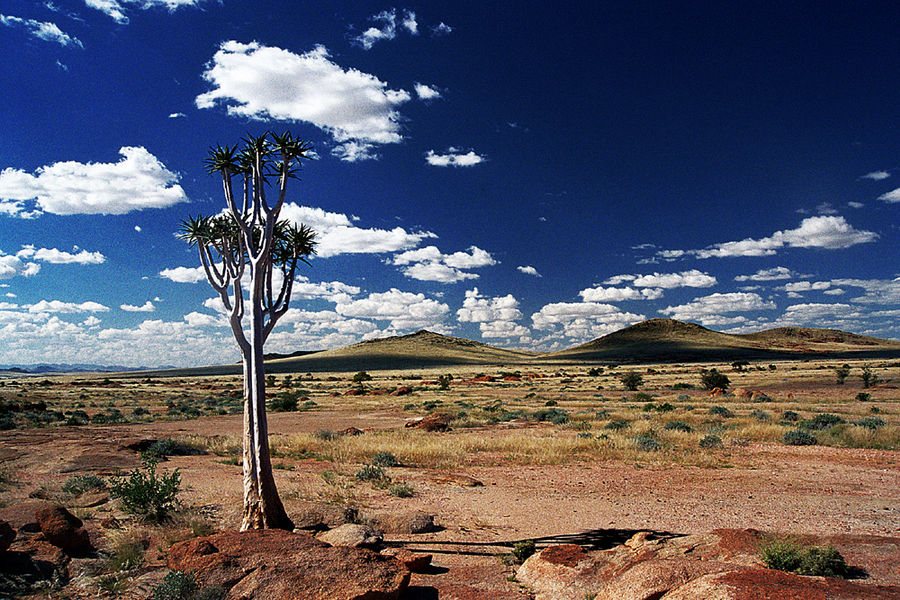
left=531, top=408, right=569, bottom=425
left=699, top=434, right=723, bottom=449
left=709, top=406, right=733, bottom=418
left=759, top=538, right=848, bottom=578
left=783, top=430, right=817, bottom=446
left=700, top=368, right=730, bottom=391
left=511, top=540, right=536, bottom=563
left=633, top=434, right=661, bottom=451
left=269, top=391, right=299, bottom=412
left=151, top=570, right=224, bottom=600
left=110, top=456, right=181, bottom=522
left=388, top=482, right=414, bottom=498
left=355, top=465, right=386, bottom=482
left=801, top=413, right=844, bottom=431
left=664, top=421, right=692, bottom=433
left=371, top=451, right=399, bottom=467
left=604, top=419, right=630, bottom=431
left=62, top=474, right=106, bottom=496
left=854, top=417, right=886, bottom=430
left=781, top=410, right=800, bottom=422
left=750, top=409, right=770, bottom=422
left=631, top=392, right=654, bottom=403
left=856, top=392, right=871, bottom=402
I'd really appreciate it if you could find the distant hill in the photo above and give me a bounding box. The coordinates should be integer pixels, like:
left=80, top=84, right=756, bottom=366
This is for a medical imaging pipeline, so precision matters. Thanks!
left=545, top=318, right=900, bottom=363
left=0, top=363, right=172, bottom=376
left=112, top=319, right=900, bottom=378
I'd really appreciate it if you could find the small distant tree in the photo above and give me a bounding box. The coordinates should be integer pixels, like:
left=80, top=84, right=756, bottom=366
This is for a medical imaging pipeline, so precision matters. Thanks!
left=700, top=368, right=730, bottom=391
left=731, top=360, right=750, bottom=372
left=860, top=365, right=879, bottom=389
left=437, top=374, right=453, bottom=390
left=178, top=132, right=316, bottom=531
left=833, top=364, right=851, bottom=385
left=619, top=371, right=643, bottom=391
left=352, top=371, right=373, bottom=385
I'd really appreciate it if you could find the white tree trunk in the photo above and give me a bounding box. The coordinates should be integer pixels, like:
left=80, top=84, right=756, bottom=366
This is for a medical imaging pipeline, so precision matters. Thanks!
left=239, top=302, right=293, bottom=530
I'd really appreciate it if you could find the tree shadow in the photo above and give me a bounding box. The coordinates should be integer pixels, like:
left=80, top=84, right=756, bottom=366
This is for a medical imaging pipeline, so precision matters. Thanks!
left=385, top=527, right=682, bottom=557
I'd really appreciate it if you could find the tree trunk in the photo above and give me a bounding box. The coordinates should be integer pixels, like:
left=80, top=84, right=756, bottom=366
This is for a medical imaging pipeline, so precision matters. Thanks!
left=239, top=307, right=293, bottom=531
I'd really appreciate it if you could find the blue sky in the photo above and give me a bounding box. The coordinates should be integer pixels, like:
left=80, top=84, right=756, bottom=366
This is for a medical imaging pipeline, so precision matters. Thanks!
left=0, top=1, right=898, bottom=367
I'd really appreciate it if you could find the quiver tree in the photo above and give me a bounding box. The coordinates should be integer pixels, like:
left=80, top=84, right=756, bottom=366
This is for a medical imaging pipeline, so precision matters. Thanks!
left=178, top=132, right=316, bottom=530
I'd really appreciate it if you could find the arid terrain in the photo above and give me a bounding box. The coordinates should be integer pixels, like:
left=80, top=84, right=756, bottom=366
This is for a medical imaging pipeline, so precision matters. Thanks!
left=1, top=321, right=899, bottom=599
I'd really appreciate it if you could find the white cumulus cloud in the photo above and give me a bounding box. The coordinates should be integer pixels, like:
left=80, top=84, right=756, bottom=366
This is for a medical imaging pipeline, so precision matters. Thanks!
left=0, top=146, right=187, bottom=217
left=17, top=246, right=105, bottom=265
left=393, top=245, right=496, bottom=283
left=29, top=300, right=109, bottom=314
left=878, top=188, right=900, bottom=203
left=85, top=0, right=205, bottom=24
left=414, top=83, right=441, bottom=100
left=734, top=267, right=793, bottom=282
left=425, top=148, right=486, bottom=167
left=335, top=288, right=449, bottom=330
left=160, top=266, right=206, bottom=283
left=660, top=292, right=776, bottom=325
left=196, top=42, right=411, bottom=161
left=861, top=170, right=890, bottom=180
left=517, top=265, right=541, bottom=277
left=121, top=301, right=155, bottom=312
left=579, top=286, right=663, bottom=302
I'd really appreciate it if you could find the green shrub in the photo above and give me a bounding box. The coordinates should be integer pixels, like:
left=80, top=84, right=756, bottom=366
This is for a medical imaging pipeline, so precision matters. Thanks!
left=699, top=434, right=723, bottom=449
left=854, top=417, right=885, bottom=430
left=781, top=410, right=800, bottom=422
left=664, top=421, right=692, bottom=433
left=152, top=571, right=198, bottom=600
left=544, top=399, right=557, bottom=407
left=619, top=372, right=643, bottom=391
left=750, top=409, right=770, bottom=422
left=110, top=456, right=181, bottom=522
left=860, top=365, right=879, bottom=389
left=709, top=406, right=733, bottom=418
left=631, top=392, right=653, bottom=402
left=531, top=408, right=569, bottom=425
left=700, top=368, right=730, bottom=391
left=269, top=391, right=299, bottom=412
left=511, top=540, right=536, bottom=563
left=604, top=419, right=630, bottom=431
left=856, top=392, right=871, bottom=402
left=314, top=430, right=338, bottom=441
left=301, top=400, right=317, bottom=410
left=146, top=438, right=193, bottom=458
left=801, top=413, right=844, bottom=431
left=352, top=371, right=373, bottom=384
left=62, top=474, right=106, bottom=496
left=355, top=465, right=386, bottom=482
left=833, top=364, right=851, bottom=384
left=371, top=451, right=399, bottom=467
left=783, top=430, right=817, bottom=446
left=387, top=482, right=414, bottom=498
left=759, top=539, right=847, bottom=578
left=633, top=434, right=661, bottom=451
left=66, top=409, right=90, bottom=425
left=132, top=406, right=150, bottom=417
left=672, top=382, right=694, bottom=390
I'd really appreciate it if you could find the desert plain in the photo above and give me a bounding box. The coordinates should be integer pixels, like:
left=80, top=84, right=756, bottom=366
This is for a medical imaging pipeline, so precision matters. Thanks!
left=1, top=322, right=899, bottom=599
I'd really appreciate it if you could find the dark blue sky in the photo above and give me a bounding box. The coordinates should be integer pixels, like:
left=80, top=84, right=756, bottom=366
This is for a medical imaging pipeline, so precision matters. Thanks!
left=0, top=1, right=897, bottom=366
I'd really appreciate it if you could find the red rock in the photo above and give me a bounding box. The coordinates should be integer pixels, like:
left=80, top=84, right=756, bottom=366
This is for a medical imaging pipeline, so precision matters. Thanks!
left=345, top=388, right=367, bottom=396
left=168, top=529, right=409, bottom=600
left=339, top=427, right=365, bottom=436
left=503, top=376, right=521, bottom=381
left=35, top=505, right=91, bottom=555
left=381, top=547, right=432, bottom=572
left=367, top=388, right=391, bottom=396
left=391, top=386, right=413, bottom=396
left=540, top=544, right=587, bottom=568
left=361, top=511, right=437, bottom=534
left=734, top=388, right=752, bottom=398
left=430, top=474, right=483, bottom=487
left=708, top=387, right=725, bottom=397
left=664, top=567, right=900, bottom=600
left=405, top=413, right=452, bottom=432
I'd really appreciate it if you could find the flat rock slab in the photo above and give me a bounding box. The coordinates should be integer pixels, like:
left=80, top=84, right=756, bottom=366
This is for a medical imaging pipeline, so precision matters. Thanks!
left=168, top=529, right=409, bottom=600
left=517, top=529, right=900, bottom=600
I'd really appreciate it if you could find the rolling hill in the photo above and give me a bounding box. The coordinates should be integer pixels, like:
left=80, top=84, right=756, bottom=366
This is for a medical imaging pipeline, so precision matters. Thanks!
left=545, top=318, right=900, bottom=363
left=123, top=319, right=900, bottom=377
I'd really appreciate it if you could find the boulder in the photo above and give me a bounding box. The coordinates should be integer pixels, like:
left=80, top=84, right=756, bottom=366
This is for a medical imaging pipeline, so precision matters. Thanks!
left=663, top=568, right=900, bottom=600
left=733, top=388, right=752, bottom=398
left=292, top=504, right=358, bottom=531
left=168, top=529, right=409, bottom=600
left=380, top=547, right=432, bottom=572
left=339, top=427, right=365, bottom=436
left=0, top=519, right=15, bottom=552
left=361, top=511, right=437, bottom=534
left=317, top=524, right=383, bottom=548
left=345, top=388, right=366, bottom=396
left=34, top=506, right=91, bottom=555
left=390, top=386, right=413, bottom=396
left=405, top=413, right=452, bottom=432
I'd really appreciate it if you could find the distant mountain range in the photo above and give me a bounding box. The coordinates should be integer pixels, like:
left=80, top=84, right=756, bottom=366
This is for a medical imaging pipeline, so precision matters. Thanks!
left=0, top=363, right=175, bottom=375
left=128, top=318, right=900, bottom=378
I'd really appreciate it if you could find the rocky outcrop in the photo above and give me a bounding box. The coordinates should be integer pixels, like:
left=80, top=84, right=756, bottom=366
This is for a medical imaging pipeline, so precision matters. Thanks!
left=405, top=413, right=452, bottom=431
left=380, top=547, right=432, bottom=572
left=35, top=506, right=91, bottom=556
left=317, top=524, right=383, bottom=548
left=360, top=511, right=437, bottom=534
left=292, top=503, right=358, bottom=531
left=168, top=529, right=409, bottom=600
left=516, top=530, right=900, bottom=600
